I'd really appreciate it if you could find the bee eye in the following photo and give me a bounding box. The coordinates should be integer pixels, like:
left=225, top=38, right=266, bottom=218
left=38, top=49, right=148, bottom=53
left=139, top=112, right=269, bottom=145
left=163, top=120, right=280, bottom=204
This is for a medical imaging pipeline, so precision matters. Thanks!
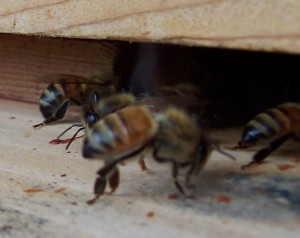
left=91, top=92, right=100, bottom=105
left=87, top=111, right=99, bottom=128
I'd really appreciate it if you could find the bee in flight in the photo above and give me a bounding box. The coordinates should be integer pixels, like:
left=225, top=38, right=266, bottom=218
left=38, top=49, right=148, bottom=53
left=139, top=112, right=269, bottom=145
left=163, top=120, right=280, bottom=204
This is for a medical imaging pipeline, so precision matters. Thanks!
left=33, top=73, right=117, bottom=129
left=82, top=104, right=235, bottom=204
left=232, top=102, right=300, bottom=169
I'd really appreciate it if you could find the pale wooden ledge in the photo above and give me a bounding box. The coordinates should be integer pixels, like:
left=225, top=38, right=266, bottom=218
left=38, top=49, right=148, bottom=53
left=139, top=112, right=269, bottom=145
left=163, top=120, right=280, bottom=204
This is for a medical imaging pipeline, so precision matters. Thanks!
left=0, top=99, right=299, bottom=237
left=0, top=0, right=299, bottom=53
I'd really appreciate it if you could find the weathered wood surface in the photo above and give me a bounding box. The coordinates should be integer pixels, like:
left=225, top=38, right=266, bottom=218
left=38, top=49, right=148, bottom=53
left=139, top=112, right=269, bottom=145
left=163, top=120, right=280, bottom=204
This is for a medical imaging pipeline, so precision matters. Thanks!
left=0, top=34, right=120, bottom=103
left=0, top=0, right=299, bottom=53
left=0, top=99, right=300, bottom=237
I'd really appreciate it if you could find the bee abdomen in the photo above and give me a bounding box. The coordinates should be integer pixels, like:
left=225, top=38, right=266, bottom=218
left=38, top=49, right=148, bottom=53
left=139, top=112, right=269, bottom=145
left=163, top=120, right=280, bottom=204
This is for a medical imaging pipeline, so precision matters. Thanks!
left=87, top=106, right=157, bottom=158
left=39, top=84, right=65, bottom=118
left=242, top=102, right=300, bottom=145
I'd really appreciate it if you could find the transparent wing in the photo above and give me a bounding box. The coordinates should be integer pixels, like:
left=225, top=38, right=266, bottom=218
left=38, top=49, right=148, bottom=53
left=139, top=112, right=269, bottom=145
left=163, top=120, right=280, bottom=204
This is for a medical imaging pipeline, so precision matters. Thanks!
left=29, top=72, right=117, bottom=85
left=135, top=94, right=206, bottom=114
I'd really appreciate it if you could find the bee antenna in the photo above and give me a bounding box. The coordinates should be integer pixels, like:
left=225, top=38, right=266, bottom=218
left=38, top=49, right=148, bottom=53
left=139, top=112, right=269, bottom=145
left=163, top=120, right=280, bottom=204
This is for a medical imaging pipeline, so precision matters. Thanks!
left=65, top=127, right=85, bottom=151
left=212, top=143, right=236, bottom=160
left=56, top=123, right=83, bottom=139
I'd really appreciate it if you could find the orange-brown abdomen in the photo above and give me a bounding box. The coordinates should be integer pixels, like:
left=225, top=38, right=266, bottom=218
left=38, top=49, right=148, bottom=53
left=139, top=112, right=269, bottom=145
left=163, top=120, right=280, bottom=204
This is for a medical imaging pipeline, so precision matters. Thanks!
left=84, top=106, right=157, bottom=159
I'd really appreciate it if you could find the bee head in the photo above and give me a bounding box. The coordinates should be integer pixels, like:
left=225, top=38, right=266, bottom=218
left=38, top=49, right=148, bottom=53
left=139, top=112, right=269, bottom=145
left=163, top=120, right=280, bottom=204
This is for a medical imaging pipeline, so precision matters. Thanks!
left=86, top=110, right=99, bottom=128
left=82, top=137, right=98, bottom=159
left=239, top=126, right=261, bottom=148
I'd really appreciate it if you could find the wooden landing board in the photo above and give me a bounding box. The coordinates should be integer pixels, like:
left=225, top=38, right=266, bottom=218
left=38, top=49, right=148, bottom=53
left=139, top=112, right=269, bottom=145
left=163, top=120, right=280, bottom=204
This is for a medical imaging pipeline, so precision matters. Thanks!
left=0, top=1, right=299, bottom=53
left=0, top=99, right=299, bottom=237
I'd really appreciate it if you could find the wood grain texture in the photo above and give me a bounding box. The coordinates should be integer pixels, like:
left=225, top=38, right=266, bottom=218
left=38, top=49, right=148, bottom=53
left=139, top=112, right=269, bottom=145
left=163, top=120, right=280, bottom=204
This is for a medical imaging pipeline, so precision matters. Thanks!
left=0, top=0, right=299, bottom=53
left=1, top=99, right=300, bottom=237
left=0, top=34, right=120, bottom=103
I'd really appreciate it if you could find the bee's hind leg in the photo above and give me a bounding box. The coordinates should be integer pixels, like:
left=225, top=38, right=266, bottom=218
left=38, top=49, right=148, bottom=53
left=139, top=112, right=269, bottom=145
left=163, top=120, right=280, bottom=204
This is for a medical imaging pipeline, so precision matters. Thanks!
left=33, top=100, right=71, bottom=129
left=241, top=133, right=292, bottom=170
left=153, top=150, right=186, bottom=196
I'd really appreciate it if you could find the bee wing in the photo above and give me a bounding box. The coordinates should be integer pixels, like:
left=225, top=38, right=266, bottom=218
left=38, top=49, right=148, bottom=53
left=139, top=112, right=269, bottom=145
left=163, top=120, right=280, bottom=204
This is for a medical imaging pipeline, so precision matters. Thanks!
left=135, top=95, right=205, bottom=114
left=29, top=72, right=117, bottom=85
left=28, top=74, right=89, bottom=84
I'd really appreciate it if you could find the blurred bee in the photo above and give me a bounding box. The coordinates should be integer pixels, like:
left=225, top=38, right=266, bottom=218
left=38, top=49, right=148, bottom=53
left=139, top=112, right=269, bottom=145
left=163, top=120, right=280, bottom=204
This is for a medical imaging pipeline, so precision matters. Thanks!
left=82, top=105, right=235, bottom=204
left=53, top=92, right=136, bottom=150
left=233, top=102, right=300, bottom=169
left=33, top=73, right=117, bottom=129
left=54, top=82, right=206, bottom=150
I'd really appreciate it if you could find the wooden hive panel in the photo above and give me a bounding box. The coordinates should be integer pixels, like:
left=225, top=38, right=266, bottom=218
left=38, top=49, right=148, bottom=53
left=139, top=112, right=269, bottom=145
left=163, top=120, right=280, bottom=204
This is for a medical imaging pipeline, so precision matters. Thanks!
left=0, top=0, right=299, bottom=53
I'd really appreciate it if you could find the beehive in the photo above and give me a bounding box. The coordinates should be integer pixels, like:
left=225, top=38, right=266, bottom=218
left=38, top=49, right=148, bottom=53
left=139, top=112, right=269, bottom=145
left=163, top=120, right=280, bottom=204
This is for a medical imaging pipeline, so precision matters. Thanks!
left=0, top=1, right=299, bottom=237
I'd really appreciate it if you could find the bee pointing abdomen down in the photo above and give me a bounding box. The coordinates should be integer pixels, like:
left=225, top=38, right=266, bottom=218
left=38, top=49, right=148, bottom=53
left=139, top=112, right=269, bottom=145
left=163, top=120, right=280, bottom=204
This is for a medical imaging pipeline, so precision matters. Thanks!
left=33, top=74, right=116, bottom=129
left=237, top=102, right=300, bottom=169
left=39, top=83, right=86, bottom=119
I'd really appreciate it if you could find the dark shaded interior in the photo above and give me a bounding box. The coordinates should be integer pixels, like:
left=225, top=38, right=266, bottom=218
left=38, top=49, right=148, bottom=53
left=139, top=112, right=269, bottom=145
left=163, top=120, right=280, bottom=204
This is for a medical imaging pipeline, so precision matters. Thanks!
left=115, top=43, right=300, bottom=127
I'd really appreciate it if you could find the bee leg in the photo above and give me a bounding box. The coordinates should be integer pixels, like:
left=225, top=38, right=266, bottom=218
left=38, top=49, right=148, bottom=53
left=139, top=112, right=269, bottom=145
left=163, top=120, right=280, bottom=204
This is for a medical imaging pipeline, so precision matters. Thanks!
left=56, top=123, right=83, bottom=139
left=65, top=126, right=85, bottom=150
left=33, top=100, right=71, bottom=129
left=153, top=150, right=186, bottom=196
left=87, top=176, right=107, bottom=205
left=226, top=141, right=249, bottom=150
left=292, top=133, right=300, bottom=142
left=242, top=134, right=292, bottom=170
left=107, top=167, right=120, bottom=195
left=171, top=161, right=186, bottom=196
left=138, top=158, right=147, bottom=171
left=87, top=159, right=121, bottom=204
left=185, top=163, right=196, bottom=187
left=138, top=147, right=151, bottom=171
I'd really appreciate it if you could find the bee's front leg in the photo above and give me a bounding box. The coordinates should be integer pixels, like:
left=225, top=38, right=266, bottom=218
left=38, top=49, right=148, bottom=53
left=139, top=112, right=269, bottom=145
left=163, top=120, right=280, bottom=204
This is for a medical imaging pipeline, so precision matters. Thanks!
left=87, top=176, right=107, bottom=205
left=87, top=159, right=118, bottom=204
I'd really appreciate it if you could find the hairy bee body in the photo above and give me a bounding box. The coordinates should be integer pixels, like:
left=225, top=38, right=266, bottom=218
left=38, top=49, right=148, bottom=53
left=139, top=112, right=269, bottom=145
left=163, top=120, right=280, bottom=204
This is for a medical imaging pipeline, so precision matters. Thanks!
left=40, top=82, right=91, bottom=119
left=239, top=102, right=300, bottom=148
left=82, top=105, right=232, bottom=204
left=237, top=102, right=300, bottom=169
left=84, top=106, right=157, bottom=159
left=34, top=74, right=116, bottom=128
left=154, top=107, right=207, bottom=165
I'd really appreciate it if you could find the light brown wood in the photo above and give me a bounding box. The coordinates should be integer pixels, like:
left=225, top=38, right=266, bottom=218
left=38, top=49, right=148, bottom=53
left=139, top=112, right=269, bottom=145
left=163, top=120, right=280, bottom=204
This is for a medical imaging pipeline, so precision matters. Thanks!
left=0, top=34, right=120, bottom=103
left=0, top=0, right=299, bottom=53
left=1, top=99, right=299, bottom=237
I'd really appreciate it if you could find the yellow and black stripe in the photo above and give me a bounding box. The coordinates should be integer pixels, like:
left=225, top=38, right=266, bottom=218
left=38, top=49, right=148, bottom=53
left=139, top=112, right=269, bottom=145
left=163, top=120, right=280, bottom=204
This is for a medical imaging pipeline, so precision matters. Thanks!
left=83, top=106, right=157, bottom=159
left=39, top=82, right=90, bottom=119
left=240, top=102, right=300, bottom=146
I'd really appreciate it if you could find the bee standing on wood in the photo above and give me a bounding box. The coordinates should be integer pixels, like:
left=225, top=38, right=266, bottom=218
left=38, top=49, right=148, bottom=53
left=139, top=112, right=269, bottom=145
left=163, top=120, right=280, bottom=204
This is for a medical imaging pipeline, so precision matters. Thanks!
left=33, top=73, right=117, bottom=129
left=53, top=82, right=206, bottom=150
left=233, top=102, right=300, bottom=169
left=53, top=92, right=136, bottom=150
left=82, top=104, right=235, bottom=204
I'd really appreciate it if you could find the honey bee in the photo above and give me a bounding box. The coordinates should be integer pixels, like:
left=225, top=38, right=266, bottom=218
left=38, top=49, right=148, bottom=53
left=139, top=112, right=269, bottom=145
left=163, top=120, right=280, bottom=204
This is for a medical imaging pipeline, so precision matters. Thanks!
left=54, top=93, right=136, bottom=150
left=33, top=73, right=117, bottom=129
left=233, top=102, right=300, bottom=169
left=54, top=83, right=204, bottom=150
left=82, top=105, right=235, bottom=204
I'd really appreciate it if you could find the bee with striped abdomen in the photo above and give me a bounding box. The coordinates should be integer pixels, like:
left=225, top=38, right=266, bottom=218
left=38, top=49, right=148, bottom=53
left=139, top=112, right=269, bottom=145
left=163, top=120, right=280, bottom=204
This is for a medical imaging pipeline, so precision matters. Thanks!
left=234, top=102, right=300, bottom=169
left=53, top=92, right=136, bottom=150
left=33, top=73, right=117, bottom=129
left=53, top=83, right=203, bottom=150
left=82, top=105, right=234, bottom=204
